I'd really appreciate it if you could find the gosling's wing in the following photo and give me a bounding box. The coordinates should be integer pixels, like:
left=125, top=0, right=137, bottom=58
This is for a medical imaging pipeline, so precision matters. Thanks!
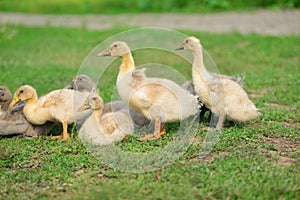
left=211, top=72, right=245, bottom=87
left=132, top=90, right=152, bottom=109
left=38, top=89, right=66, bottom=108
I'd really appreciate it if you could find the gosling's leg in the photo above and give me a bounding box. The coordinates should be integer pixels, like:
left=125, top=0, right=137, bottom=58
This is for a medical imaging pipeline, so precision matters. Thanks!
left=154, top=126, right=166, bottom=139
left=61, top=121, right=69, bottom=141
left=216, top=113, right=225, bottom=130
left=51, top=121, right=69, bottom=141
left=138, top=117, right=165, bottom=140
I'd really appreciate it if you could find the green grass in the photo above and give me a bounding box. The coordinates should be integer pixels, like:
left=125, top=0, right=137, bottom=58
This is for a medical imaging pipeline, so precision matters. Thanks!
left=0, top=0, right=299, bottom=14
left=0, top=25, right=299, bottom=199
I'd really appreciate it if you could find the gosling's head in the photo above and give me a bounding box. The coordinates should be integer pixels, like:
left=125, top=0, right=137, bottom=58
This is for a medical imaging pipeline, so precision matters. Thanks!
left=176, top=36, right=201, bottom=51
left=97, top=41, right=131, bottom=57
left=66, top=75, right=95, bottom=92
left=0, top=86, right=12, bottom=103
left=78, top=94, right=104, bottom=112
left=9, top=85, right=36, bottom=108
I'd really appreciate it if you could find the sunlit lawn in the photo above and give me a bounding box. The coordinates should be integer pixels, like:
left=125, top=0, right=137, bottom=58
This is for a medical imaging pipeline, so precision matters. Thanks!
left=0, top=25, right=299, bottom=199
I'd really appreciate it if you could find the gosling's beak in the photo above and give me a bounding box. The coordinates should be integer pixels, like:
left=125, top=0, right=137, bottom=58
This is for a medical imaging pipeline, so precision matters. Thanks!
left=97, top=49, right=111, bottom=56
left=64, top=80, right=75, bottom=89
left=78, top=103, right=90, bottom=112
left=176, top=44, right=184, bottom=50
left=9, top=96, right=20, bottom=109
left=70, top=80, right=76, bottom=89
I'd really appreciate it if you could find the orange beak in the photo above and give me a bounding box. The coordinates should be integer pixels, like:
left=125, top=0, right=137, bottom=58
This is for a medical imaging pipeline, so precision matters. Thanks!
left=9, top=96, right=19, bottom=109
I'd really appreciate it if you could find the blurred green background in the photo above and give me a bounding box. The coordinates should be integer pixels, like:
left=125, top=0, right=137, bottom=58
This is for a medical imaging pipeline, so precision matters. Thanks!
left=0, top=0, right=299, bottom=14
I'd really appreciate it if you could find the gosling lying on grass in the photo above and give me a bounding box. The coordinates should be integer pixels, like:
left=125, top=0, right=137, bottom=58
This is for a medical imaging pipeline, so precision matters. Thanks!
left=78, top=94, right=134, bottom=145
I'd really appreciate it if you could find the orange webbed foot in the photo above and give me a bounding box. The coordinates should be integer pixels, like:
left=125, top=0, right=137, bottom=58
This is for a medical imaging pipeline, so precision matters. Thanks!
left=51, top=134, right=69, bottom=141
left=51, top=135, right=63, bottom=140
left=138, top=127, right=166, bottom=141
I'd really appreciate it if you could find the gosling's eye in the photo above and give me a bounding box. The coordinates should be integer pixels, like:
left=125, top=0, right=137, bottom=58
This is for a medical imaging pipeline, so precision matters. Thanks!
left=19, top=90, right=24, bottom=93
left=1, top=93, right=4, bottom=97
left=92, top=97, right=97, bottom=101
left=185, top=40, right=189, bottom=43
left=114, top=44, right=117, bottom=47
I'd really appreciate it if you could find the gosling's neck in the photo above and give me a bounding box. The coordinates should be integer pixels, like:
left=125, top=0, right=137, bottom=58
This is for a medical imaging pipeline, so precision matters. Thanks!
left=192, top=67, right=211, bottom=106
left=117, top=53, right=135, bottom=84
left=26, top=91, right=38, bottom=105
left=192, top=46, right=212, bottom=106
left=23, top=93, right=39, bottom=117
left=192, top=45, right=212, bottom=80
left=92, top=109, right=103, bottom=119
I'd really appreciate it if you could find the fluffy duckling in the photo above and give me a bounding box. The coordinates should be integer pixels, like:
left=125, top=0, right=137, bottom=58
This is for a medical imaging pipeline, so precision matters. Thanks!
left=177, top=36, right=260, bottom=130
left=1, top=76, right=95, bottom=139
left=0, top=86, right=54, bottom=138
left=78, top=94, right=134, bottom=145
left=9, top=85, right=92, bottom=141
left=64, top=74, right=96, bottom=92
left=180, top=45, right=244, bottom=123
left=98, top=41, right=198, bottom=140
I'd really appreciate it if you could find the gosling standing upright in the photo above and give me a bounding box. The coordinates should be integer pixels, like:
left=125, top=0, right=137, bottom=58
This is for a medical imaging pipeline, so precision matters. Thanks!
left=97, top=41, right=198, bottom=140
left=9, top=85, right=92, bottom=140
left=177, top=36, right=260, bottom=130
